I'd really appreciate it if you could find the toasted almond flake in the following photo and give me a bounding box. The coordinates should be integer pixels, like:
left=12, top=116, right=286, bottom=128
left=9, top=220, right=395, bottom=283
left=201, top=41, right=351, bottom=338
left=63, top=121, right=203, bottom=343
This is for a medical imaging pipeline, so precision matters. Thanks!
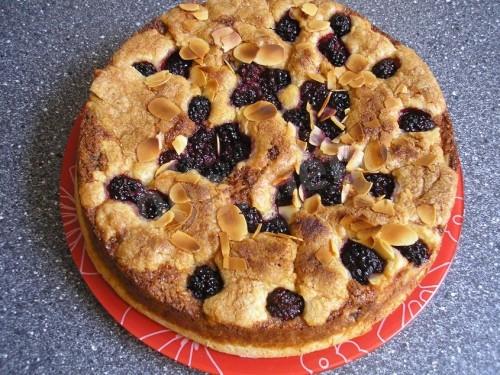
left=309, top=126, right=325, bottom=146
left=292, top=188, right=301, bottom=208
left=254, top=44, right=285, bottom=66
left=337, top=145, right=351, bottom=161
left=340, top=215, right=355, bottom=228
left=330, top=114, right=345, bottom=130
left=350, top=220, right=374, bottom=232
left=170, top=231, right=200, bottom=252
left=338, top=71, right=357, bottom=86
left=269, top=232, right=304, bottom=242
left=365, top=118, right=381, bottom=128
left=341, top=183, right=351, bottom=203
left=315, top=246, right=334, bottom=267
left=252, top=223, right=262, bottom=238
left=358, top=237, right=375, bottom=249
left=346, top=54, right=368, bottom=73
left=221, top=32, right=242, bottom=52
left=318, top=91, right=332, bottom=117
left=296, top=139, right=308, bottom=151
left=372, top=199, right=395, bottom=215
left=304, top=194, right=322, bottom=214
left=191, top=66, right=207, bottom=87
left=172, top=135, right=188, bottom=155
left=154, top=161, right=176, bottom=177
left=347, top=123, right=364, bottom=142
left=362, top=71, right=378, bottom=86
left=346, top=148, right=364, bottom=171
left=348, top=73, right=366, bottom=88
left=351, top=170, right=373, bottom=195
left=286, top=121, right=297, bottom=138
left=353, top=194, right=375, bottom=208
left=356, top=226, right=381, bottom=241
left=179, top=45, right=198, bottom=60
left=216, top=135, right=221, bottom=156
left=318, top=106, right=336, bottom=122
left=189, top=37, right=210, bottom=58
left=417, top=204, right=436, bottom=226
left=147, top=97, right=181, bottom=121
left=175, top=172, right=201, bottom=184
left=307, top=72, right=326, bottom=83
left=339, top=132, right=354, bottom=144
left=384, top=97, right=402, bottom=110
left=278, top=205, right=299, bottom=223
left=326, top=70, right=337, bottom=90
left=364, top=141, right=387, bottom=171
left=153, top=210, right=175, bottom=228
left=379, top=223, right=418, bottom=246
left=243, top=101, right=277, bottom=121
left=320, top=139, right=340, bottom=155
left=298, top=184, right=306, bottom=201
left=233, top=42, right=259, bottom=63
left=272, top=173, right=291, bottom=186
left=223, top=58, right=235, bottom=74
left=144, top=70, right=171, bottom=88
left=301, top=2, right=318, bottom=16
left=219, top=232, right=230, bottom=257
left=204, top=79, right=219, bottom=101
left=306, top=19, right=330, bottom=32
left=415, top=153, right=437, bottom=166
left=306, top=102, right=315, bottom=130
left=171, top=202, right=193, bottom=225
left=228, top=256, right=248, bottom=271
left=136, top=137, right=160, bottom=162
left=212, top=27, right=234, bottom=46
left=193, top=8, right=208, bottom=20
left=373, top=238, right=396, bottom=260
left=179, top=3, right=200, bottom=11
left=217, top=205, right=248, bottom=241
left=222, top=256, right=230, bottom=269
left=169, top=183, right=190, bottom=203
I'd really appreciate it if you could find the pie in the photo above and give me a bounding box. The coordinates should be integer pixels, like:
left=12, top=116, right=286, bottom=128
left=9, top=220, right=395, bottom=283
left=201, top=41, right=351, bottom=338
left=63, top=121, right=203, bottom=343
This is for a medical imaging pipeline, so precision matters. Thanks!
left=77, top=0, right=459, bottom=357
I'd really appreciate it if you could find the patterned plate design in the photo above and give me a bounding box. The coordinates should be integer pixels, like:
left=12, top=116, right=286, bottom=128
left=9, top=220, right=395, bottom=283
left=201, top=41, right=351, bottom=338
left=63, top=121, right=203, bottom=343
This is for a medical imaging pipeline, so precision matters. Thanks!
left=60, top=114, right=464, bottom=374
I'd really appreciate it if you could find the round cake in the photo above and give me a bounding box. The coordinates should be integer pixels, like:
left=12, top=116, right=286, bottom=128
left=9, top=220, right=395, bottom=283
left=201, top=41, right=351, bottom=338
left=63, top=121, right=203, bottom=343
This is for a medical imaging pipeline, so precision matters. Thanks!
left=77, top=0, right=459, bottom=357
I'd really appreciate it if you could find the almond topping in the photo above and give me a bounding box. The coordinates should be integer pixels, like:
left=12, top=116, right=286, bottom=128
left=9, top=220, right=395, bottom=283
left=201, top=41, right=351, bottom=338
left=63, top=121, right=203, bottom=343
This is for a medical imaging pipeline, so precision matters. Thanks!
left=356, top=226, right=381, bottom=242
left=341, top=183, right=351, bottom=203
left=384, top=97, right=402, bottom=110
left=346, top=54, right=368, bottom=73
left=351, top=170, right=373, bottom=195
left=179, top=3, right=200, bottom=12
left=169, top=183, right=190, bottom=203
left=327, top=70, right=337, bottom=90
left=415, top=153, right=437, bottom=166
left=320, top=139, right=340, bottom=156
left=296, top=139, right=308, bottom=151
left=307, top=72, right=326, bottom=83
left=189, top=37, right=210, bottom=58
left=171, top=202, right=193, bottom=225
left=338, top=71, right=357, bottom=86
left=350, top=219, right=374, bottom=232
left=136, top=137, right=160, bottom=162
left=348, top=73, right=366, bottom=88
left=345, top=147, right=364, bottom=171
left=364, top=141, right=387, bottom=171
left=193, top=8, right=208, bottom=21
left=347, top=122, right=364, bottom=142
left=372, top=199, right=395, bottom=216
left=417, top=204, right=436, bottom=226
left=204, top=79, right=219, bottom=101
left=301, top=2, right=318, bottom=16
left=153, top=210, right=175, bottom=228
left=221, top=32, right=242, bottom=52
left=147, top=98, right=180, bottom=121
left=217, top=205, right=248, bottom=241
left=191, top=65, right=207, bottom=87
left=172, top=134, right=188, bottom=155
left=252, top=223, right=262, bottom=238
left=318, top=91, right=332, bottom=117
left=179, top=45, right=198, bottom=60
left=170, top=230, right=200, bottom=252
left=315, top=246, right=334, bottom=267
left=304, top=194, right=322, bottom=214
left=292, top=188, right=301, bottom=208
left=362, top=71, right=378, bottom=86
left=233, top=42, right=259, bottom=63
left=243, top=101, right=277, bottom=121
left=353, top=194, right=375, bottom=208
left=144, top=71, right=171, bottom=88
left=212, top=27, right=234, bottom=46
left=278, top=205, right=299, bottom=223
left=175, top=172, right=201, bottom=184
left=373, top=237, right=395, bottom=260
left=228, top=256, right=247, bottom=271
left=254, top=44, right=285, bottom=66
left=378, top=223, right=418, bottom=246
left=219, top=232, right=230, bottom=257
left=308, top=125, right=325, bottom=146
left=306, top=19, right=330, bottom=32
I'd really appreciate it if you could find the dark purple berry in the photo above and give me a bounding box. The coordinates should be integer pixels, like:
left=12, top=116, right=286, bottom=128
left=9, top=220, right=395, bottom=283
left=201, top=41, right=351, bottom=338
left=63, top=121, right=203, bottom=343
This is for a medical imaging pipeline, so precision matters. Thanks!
left=275, top=13, right=300, bottom=42
left=216, top=123, right=251, bottom=165
left=298, top=158, right=346, bottom=205
left=364, top=173, right=395, bottom=198
left=132, top=62, right=157, bottom=77
left=237, top=63, right=265, bottom=82
left=261, top=83, right=282, bottom=109
left=329, top=90, right=350, bottom=119
left=266, top=287, right=304, bottom=320
left=395, top=240, right=430, bottom=266
left=341, top=240, right=386, bottom=285
left=266, top=68, right=291, bottom=91
left=262, top=215, right=290, bottom=234
left=300, top=80, right=329, bottom=110
left=398, top=108, right=436, bottom=132
left=275, top=178, right=297, bottom=206
left=330, top=14, right=351, bottom=37
left=176, top=127, right=217, bottom=174
left=159, top=149, right=179, bottom=165
left=299, top=159, right=327, bottom=191
left=318, top=33, right=349, bottom=67
left=230, top=82, right=261, bottom=107
left=188, top=96, right=211, bottom=123
left=317, top=118, right=343, bottom=140
left=283, top=108, right=311, bottom=142
left=163, top=50, right=192, bottom=78
left=200, top=161, right=233, bottom=183
left=372, top=58, right=400, bottom=79
left=237, top=203, right=263, bottom=233
left=107, top=175, right=145, bottom=203
left=187, top=265, right=224, bottom=300
left=319, top=184, right=342, bottom=205
left=136, top=190, right=170, bottom=219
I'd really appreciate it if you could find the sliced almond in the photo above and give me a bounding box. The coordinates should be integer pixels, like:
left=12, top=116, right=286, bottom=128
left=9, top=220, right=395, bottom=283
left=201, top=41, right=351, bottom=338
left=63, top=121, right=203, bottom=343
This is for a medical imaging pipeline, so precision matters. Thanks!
left=153, top=210, right=175, bottom=228
left=212, top=27, right=234, bottom=46
left=372, top=199, right=395, bottom=215
left=171, top=202, right=193, bottom=225
left=191, top=66, right=207, bottom=88
left=356, top=226, right=381, bottom=242
left=233, top=42, right=259, bottom=63
left=315, top=246, right=334, bottom=267
left=144, top=70, right=171, bottom=88
left=217, top=205, right=248, bottom=241
left=327, top=70, right=337, bottom=90
left=320, top=139, right=340, bottom=156
left=351, top=170, right=373, bottom=195
left=318, top=91, right=332, bottom=117
left=347, top=123, right=364, bottom=142
left=228, top=256, right=247, bottom=271
left=364, top=141, right=387, bottom=172
left=147, top=98, right=180, bottom=121
left=309, top=126, right=325, bottom=146
left=379, top=223, right=418, bottom=246
left=301, top=2, right=318, bottom=16
left=252, top=223, right=262, bottom=238
left=304, top=194, right=322, bottom=214
left=372, top=237, right=396, bottom=260
left=254, top=44, right=285, bottom=66
left=172, top=135, right=188, bottom=155
left=292, top=188, right=301, bottom=208
left=330, top=114, right=346, bottom=130
left=384, top=97, right=402, bottom=111
left=307, top=72, right=326, bottom=83
left=338, top=71, right=357, bottom=87
left=415, top=153, right=437, bottom=166
left=189, top=37, right=210, bottom=59
left=221, top=31, right=242, bottom=52
left=306, top=19, right=330, bottom=32
left=193, top=8, right=208, bottom=21
left=169, top=183, right=190, bottom=203
left=268, top=232, right=304, bottom=242
left=296, top=139, right=308, bottom=151
left=346, top=54, right=368, bottom=73
left=175, top=171, right=201, bottom=184
left=243, top=101, right=277, bottom=121
left=345, top=147, right=364, bottom=171
left=353, top=194, right=375, bottom=208
left=417, top=204, right=436, bottom=226
left=170, top=231, right=200, bottom=252
left=278, top=205, right=299, bottom=223
left=219, top=232, right=230, bottom=257
left=337, top=144, right=351, bottom=161
left=179, top=3, right=200, bottom=12
left=362, top=70, right=378, bottom=86
left=350, top=219, right=374, bottom=232
left=136, top=137, right=160, bottom=162
left=348, top=73, right=366, bottom=88
left=179, top=45, right=198, bottom=60
left=204, top=79, right=219, bottom=101
left=341, top=183, right=351, bottom=203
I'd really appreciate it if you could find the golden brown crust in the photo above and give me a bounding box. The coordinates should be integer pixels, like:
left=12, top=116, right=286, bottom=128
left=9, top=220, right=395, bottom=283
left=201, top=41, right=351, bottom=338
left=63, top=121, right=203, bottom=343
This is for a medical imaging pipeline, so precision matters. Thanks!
left=77, top=0, right=459, bottom=357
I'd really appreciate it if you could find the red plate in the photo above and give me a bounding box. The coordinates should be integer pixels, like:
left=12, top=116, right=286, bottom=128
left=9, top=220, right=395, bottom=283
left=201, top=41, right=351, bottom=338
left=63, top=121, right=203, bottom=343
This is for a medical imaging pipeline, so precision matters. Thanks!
left=60, top=114, right=464, bottom=374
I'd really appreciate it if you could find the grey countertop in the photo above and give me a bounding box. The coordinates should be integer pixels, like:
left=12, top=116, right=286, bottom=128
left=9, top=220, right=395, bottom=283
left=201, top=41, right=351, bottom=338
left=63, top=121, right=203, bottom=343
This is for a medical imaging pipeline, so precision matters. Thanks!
left=1, top=0, right=499, bottom=374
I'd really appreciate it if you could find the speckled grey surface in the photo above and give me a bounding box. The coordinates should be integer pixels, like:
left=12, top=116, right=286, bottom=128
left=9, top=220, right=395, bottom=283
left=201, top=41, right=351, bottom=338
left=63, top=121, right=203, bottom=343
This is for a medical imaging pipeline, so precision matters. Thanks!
left=0, top=0, right=499, bottom=374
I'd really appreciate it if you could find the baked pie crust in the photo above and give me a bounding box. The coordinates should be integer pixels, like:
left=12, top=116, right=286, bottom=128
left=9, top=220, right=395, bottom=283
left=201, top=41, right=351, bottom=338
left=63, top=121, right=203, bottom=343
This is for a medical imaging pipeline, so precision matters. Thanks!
left=77, top=0, right=458, bottom=357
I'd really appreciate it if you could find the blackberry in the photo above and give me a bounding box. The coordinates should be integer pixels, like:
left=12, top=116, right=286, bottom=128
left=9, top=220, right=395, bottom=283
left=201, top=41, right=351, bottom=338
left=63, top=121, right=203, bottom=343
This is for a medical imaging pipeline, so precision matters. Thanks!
left=398, top=108, right=436, bottom=132
left=187, top=265, right=224, bottom=300
left=266, top=287, right=304, bottom=320
left=237, top=203, right=263, bottom=233
left=262, top=215, right=290, bottom=234
left=329, top=90, right=350, bottom=111
left=365, top=173, right=395, bottom=198
left=341, top=240, right=386, bottom=285
left=132, top=62, right=157, bottom=77
left=317, top=119, right=343, bottom=140
left=216, top=123, right=251, bottom=164
left=230, top=82, right=261, bottom=107
left=237, top=63, right=265, bottom=82
left=261, top=83, right=282, bottom=109
left=395, top=240, right=430, bottom=267
left=275, top=13, right=300, bottom=42
left=318, top=33, right=349, bottom=67
left=299, top=158, right=327, bottom=192
left=107, top=175, right=145, bottom=203
left=177, top=127, right=218, bottom=173
left=275, top=178, right=297, bottom=206
left=188, top=96, right=211, bottom=123
left=163, top=50, right=192, bottom=78
left=159, top=149, right=179, bottom=165
left=372, top=58, right=400, bottom=79
left=319, top=184, right=342, bottom=206
left=136, top=190, right=170, bottom=219
left=266, top=68, right=291, bottom=91
left=324, top=158, right=346, bottom=184
left=283, top=108, right=311, bottom=142
left=200, top=161, right=233, bottom=183
left=330, top=14, right=352, bottom=37
left=300, top=80, right=329, bottom=111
